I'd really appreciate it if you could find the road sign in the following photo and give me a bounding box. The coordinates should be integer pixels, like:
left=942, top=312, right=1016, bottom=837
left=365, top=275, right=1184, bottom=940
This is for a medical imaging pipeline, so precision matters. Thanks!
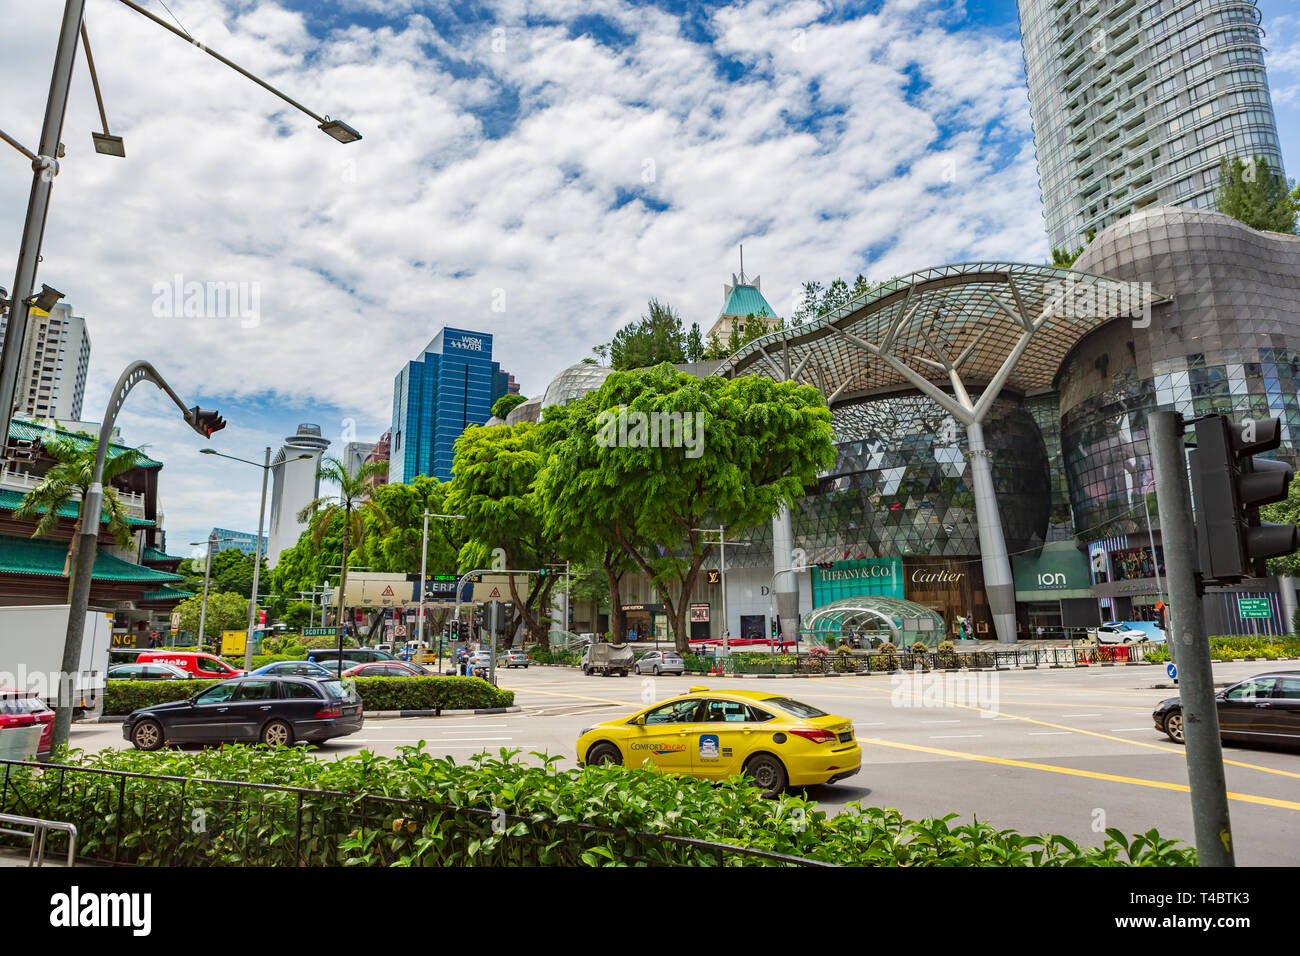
left=1167, top=662, right=1177, bottom=680
left=1238, top=597, right=1272, bottom=619
left=170, top=612, right=180, bottom=634
left=302, top=626, right=334, bottom=637
left=395, top=625, right=407, bottom=637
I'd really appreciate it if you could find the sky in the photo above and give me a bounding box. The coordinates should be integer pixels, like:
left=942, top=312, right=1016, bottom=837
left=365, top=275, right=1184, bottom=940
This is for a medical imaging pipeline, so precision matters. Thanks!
left=0, top=0, right=1297, bottom=560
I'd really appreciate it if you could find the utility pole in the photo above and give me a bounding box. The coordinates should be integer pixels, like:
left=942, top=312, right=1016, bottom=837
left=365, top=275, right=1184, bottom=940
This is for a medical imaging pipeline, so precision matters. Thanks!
left=1149, top=410, right=1234, bottom=866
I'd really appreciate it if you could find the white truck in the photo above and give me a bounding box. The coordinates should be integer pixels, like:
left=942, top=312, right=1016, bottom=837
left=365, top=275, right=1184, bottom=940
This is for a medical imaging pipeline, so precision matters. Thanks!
left=0, top=605, right=113, bottom=719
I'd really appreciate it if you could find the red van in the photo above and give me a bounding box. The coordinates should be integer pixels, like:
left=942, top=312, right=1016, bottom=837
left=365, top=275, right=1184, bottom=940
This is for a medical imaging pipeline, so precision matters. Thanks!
left=135, top=651, right=243, bottom=680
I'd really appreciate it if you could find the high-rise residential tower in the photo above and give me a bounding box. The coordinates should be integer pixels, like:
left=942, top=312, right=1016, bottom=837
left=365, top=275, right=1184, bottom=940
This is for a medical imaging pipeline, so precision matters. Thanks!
left=266, top=423, right=331, bottom=566
left=389, top=328, right=514, bottom=483
left=1018, top=0, right=1285, bottom=249
left=0, top=301, right=90, bottom=421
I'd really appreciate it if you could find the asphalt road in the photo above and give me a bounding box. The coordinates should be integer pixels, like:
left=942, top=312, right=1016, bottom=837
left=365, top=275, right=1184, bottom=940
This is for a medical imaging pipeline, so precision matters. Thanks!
left=72, top=660, right=1300, bottom=864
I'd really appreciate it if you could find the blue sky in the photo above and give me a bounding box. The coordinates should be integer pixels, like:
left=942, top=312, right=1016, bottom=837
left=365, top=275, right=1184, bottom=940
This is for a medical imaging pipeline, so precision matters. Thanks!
left=0, top=0, right=1296, bottom=557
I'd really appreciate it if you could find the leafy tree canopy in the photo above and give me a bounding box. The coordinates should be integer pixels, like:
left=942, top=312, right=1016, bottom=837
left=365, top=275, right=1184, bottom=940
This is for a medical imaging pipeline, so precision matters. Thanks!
left=491, top=393, right=527, bottom=420
left=1214, top=155, right=1299, bottom=234
left=600, top=298, right=688, bottom=371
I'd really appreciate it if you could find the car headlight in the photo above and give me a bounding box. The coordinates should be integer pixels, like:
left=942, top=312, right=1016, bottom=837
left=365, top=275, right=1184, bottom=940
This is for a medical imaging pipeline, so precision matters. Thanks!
left=578, top=727, right=593, bottom=737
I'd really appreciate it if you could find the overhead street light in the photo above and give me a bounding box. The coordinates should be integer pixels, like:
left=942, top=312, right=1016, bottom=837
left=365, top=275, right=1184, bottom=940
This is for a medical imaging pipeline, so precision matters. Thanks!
left=0, top=0, right=362, bottom=454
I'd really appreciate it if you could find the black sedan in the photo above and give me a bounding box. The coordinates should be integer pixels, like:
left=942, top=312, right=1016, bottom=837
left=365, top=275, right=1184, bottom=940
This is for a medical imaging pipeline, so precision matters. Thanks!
left=123, top=676, right=363, bottom=750
left=1154, top=671, right=1300, bottom=747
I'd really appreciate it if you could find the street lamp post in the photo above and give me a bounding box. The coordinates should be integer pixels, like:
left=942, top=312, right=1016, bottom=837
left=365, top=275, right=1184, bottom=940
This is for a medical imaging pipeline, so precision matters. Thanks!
left=0, top=0, right=359, bottom=452
left=194, top=532, right=216, bottom=653
left=199, top=447, right=310, bottom=669
left=52, top=360, right=223, bottom=749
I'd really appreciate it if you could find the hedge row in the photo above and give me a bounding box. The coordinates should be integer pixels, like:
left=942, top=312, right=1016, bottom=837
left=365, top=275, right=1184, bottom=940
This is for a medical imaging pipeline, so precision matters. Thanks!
left=0, top=746, right=1195, bottom=866
left=104, top=676, right=512, bottom=716
left=1143, top=635, right=1300, bottom=663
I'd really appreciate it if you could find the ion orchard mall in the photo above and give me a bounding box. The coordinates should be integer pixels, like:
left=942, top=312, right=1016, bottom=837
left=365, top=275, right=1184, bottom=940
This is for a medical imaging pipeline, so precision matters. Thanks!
left=516, top=207, right=1300, bottom=646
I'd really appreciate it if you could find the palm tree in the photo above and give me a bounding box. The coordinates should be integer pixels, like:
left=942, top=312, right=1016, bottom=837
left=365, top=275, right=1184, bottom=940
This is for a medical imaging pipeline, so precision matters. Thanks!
left=14, top=435, right=143, bottom=600
left=297, top=456, right=388, bottom=672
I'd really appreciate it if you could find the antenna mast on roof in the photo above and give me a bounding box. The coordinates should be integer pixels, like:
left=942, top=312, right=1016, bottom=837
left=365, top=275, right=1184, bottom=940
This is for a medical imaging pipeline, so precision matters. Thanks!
left=739, top=244, right=746, bottom=284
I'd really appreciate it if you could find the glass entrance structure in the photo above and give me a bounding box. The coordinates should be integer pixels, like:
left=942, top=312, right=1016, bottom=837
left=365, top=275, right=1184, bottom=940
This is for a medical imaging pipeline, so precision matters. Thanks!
left=801, top=596, right=946, bottom=648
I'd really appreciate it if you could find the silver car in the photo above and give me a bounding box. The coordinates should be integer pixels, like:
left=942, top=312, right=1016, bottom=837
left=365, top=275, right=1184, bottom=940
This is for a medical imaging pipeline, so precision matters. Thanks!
left=499, top=648, right=530, bottom=668
left=633, top=651, right=684, bottom=675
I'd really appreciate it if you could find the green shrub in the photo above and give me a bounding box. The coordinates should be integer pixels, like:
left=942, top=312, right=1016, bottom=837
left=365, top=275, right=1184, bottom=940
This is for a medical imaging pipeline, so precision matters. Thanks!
left=938, top=641, right=955, bottom=653
left=105, top=676, right=511, bottom=715
left=0, top=747, right=1196, bottom=867
left=910, top=641, right=929, bottom=654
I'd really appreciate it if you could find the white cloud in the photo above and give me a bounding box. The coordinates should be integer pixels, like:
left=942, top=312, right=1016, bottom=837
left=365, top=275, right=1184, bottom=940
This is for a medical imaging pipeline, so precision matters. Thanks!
left=0, top=0, right=1053, bottom=550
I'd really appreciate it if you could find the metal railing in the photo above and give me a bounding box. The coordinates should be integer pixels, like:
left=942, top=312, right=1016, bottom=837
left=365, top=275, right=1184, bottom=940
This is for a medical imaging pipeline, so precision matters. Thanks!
left=0, top=761, right=832, bottom=868
left=0, top=812, right=77, bottom=867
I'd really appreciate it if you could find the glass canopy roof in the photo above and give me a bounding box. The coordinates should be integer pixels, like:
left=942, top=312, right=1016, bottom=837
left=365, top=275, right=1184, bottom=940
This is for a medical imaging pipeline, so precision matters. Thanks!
left=715, top=262, right=1165, bottom=399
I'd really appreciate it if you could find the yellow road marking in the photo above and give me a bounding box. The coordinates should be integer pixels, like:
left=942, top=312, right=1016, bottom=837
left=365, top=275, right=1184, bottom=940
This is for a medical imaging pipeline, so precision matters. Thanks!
left=859, top=737, right=1300, bottom=811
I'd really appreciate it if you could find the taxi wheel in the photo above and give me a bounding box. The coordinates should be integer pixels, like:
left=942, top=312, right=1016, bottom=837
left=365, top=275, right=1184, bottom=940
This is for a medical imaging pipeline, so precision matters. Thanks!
left=744, top=753, right=788, bottom=798
left=586, top=743, right=622, bottom=766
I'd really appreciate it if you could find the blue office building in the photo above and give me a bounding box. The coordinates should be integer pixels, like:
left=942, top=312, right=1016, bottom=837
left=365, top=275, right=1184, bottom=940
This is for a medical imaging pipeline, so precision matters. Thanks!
left=210, top=528, right=268, bottom=557
left=390, top=328, right=515, bottom=483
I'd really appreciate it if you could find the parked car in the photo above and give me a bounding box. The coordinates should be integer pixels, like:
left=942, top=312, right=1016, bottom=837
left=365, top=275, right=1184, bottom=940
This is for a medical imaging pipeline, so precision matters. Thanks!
left=633, top=650, right=685, bottom=675
left=1154, top=671, right=1300, bottom=747
left=108, top=662, right=190, bottom=681
left=135, top=651, right=244, bottom=680
left=0, top=690, right=54, bottom=758
left=1091, top=622, right=1161, bottom=645
left=250, top=659, right=337, bottom=678
left=340, top=661, right=426, bottom=678
left=307, top=648, right=399, bottom=671
left=499, top=649, right=530, bottom=669
left=123, top=676, right=364, bottom=750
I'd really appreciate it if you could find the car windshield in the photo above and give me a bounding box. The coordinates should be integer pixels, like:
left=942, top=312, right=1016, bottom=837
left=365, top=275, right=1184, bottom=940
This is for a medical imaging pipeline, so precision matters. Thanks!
left=762, top=696, right=828, bottom=718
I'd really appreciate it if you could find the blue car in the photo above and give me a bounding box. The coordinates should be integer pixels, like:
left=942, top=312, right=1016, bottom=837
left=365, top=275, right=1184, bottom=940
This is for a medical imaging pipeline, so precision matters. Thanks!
left=250, top=659, right=337, bottom=678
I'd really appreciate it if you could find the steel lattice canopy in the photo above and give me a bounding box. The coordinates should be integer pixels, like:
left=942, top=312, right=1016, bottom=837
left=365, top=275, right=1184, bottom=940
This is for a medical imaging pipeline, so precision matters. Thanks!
left=715, top=262, right=1166, bottom=398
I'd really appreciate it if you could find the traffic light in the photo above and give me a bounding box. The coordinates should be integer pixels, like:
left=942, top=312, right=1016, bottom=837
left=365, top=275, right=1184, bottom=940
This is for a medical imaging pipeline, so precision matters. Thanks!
left=185, top=406, right=226, bottom=439
left=1190, top=414, right=1299, bottom=583
left=536, top=568, right=549, bottom=577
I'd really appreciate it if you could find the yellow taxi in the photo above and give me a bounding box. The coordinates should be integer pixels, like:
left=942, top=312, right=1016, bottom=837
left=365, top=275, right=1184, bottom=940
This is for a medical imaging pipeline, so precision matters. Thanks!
left=575, top=686, right=860, bottom=797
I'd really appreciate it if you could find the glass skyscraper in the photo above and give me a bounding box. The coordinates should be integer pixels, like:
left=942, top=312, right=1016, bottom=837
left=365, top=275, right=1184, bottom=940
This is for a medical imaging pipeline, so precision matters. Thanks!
left=390, top=327, right=514, bottom=483
left=1018, top=0, right=1285, bottom=249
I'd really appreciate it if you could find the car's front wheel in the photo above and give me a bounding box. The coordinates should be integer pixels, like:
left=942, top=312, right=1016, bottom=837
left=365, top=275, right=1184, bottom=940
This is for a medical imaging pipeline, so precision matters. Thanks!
left=262, top=720, right=294, bottom=747
left=586, top=742, right=622, bottom=766
left=744, top=753, right=788, bottom=798
left=131, top=719, right=164, bottom=751
left=1163, top=711, right=1185, bottom=744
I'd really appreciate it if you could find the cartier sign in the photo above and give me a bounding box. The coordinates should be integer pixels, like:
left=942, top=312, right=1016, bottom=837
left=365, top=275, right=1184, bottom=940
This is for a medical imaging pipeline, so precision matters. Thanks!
left=910, top=568, right=964, bottom=584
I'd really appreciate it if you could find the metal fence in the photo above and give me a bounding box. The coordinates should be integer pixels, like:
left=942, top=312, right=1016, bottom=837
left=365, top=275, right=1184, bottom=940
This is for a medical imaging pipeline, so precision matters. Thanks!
left=0, top=760, right=832, bottom=867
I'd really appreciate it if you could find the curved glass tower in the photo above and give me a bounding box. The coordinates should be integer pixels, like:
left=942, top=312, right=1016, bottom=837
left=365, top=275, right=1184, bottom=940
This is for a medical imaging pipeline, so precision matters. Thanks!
left=1018, top=0, right=1284, bottom=250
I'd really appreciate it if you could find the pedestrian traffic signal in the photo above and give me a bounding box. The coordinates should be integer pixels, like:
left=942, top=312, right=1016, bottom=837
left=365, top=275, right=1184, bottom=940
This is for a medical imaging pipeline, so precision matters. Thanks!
left=1190, top=414, right=1299, bottom=583
left=185, top=406, right=226, bottom=439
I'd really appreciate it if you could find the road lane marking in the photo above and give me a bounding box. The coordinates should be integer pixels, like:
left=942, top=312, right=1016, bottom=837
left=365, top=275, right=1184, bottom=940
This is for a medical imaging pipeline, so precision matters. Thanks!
left=1062, top=713, right=1102, bottom=717
left=858, top=737, right=1300, bottom=812
left=929, top=734, right=984, bottom=739
left=802, top=685, right=1300, bottom=781
left=920, top=719, right=962, bottom=724
left=504, top=687, right=631, bottom=705
left=1027, top=731, right=1072, bottom=736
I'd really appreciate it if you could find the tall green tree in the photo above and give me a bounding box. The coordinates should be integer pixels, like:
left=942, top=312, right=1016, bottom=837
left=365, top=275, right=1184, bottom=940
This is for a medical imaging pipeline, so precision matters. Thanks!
left=14, top=435, right=143, bottom=599
left=602, top=298, right=688, bottom=370
left=537, top=364, right=837, bottom=651
left=445, top=423, right=559, bottom=645
left=175, top=591, right=249, bottom=642
left=1215, top=156, right=1299, bottom=234
left=297, top=456, right=389, bottom=652
left=685, top=322, right=704, bottom=362
left=491, top=393, right=527, bottom=420
left=792, top=274, right=875, bottom=325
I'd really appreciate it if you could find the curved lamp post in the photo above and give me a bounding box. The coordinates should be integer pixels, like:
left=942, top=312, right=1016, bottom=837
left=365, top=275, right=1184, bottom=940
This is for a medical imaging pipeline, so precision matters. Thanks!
left=52, top=360, right=223, bottom=749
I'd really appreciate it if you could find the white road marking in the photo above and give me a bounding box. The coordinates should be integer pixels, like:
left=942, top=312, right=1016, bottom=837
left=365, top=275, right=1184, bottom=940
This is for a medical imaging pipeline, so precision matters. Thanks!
left=1027, top=731, right=1072, bottom=736
left=929, top=734, right=985, bottom=739
left=1109, top=727, right=1157, bottom=732
left=920, top=719, right=962, bottom=724
left=1062, top=713, right=1102, bottom=717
